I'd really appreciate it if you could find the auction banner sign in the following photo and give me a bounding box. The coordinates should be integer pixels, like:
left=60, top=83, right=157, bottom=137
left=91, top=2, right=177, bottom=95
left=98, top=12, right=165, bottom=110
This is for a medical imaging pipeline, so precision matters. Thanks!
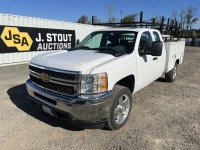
left=0, top=25, right=75, bottom=53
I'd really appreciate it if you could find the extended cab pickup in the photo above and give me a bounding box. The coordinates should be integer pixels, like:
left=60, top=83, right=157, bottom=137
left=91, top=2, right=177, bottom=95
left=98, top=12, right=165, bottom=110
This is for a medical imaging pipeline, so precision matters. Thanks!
left=26, top=28, right=185, bottom=130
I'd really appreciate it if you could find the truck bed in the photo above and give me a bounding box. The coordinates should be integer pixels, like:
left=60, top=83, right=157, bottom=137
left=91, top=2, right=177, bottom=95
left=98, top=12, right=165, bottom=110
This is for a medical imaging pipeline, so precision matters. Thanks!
left=164, top=40, right=185, bottom=73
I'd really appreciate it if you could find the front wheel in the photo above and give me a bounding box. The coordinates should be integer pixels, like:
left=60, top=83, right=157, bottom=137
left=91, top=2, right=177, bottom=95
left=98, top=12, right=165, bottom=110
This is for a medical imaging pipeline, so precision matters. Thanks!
left=165, top=62, right=178, bottom=82
left=105, top=85, right=132, bottom=130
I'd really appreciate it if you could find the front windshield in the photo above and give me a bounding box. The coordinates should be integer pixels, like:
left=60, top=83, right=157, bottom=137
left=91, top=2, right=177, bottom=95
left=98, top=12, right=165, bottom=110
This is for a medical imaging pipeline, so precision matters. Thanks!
left=72, top=31, right=137, bottom=56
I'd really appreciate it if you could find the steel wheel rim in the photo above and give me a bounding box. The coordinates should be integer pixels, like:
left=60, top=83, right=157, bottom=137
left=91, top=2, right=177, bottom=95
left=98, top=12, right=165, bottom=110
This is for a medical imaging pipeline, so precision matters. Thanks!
left=173, top=65, right=177, bottom=80
left=114, top=94, right=130, bottom=124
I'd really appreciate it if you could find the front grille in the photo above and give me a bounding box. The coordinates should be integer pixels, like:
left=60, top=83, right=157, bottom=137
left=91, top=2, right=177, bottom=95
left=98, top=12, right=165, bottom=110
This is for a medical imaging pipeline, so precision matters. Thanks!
left=30, top=75, right=75, bottom=95
left=29, top=64, right=80, bottom=96
left=29, top=65, right=76, bottom=81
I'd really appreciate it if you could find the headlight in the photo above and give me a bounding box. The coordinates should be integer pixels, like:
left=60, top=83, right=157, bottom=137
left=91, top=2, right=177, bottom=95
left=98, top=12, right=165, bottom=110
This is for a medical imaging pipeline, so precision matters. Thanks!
left=81, top=73, right=108, bottom=94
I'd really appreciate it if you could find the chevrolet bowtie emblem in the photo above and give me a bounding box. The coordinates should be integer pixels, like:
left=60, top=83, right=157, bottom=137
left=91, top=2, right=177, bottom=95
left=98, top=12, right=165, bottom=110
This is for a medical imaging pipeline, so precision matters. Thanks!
left=39, top=73, right=50, bottom=82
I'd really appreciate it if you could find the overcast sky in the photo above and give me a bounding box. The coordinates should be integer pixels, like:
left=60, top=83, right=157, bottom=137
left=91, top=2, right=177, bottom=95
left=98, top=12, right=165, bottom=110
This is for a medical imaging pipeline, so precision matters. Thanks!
left=0, top=0, right=200, bottom=29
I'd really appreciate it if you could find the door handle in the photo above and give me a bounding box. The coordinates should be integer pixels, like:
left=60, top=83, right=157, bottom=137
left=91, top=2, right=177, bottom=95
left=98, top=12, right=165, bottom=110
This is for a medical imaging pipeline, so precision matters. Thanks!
left=153, top=57, right=158, bottom=60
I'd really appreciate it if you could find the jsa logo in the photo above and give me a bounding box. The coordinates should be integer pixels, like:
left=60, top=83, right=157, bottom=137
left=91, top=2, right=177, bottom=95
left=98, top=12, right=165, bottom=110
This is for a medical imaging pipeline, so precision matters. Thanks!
left=1, top=27, right=33, bottom=51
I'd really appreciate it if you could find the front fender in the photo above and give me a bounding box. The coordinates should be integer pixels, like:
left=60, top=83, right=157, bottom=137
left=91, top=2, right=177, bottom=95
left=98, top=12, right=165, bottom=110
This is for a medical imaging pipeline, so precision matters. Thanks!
left=90, top=54, right=138, bottom=91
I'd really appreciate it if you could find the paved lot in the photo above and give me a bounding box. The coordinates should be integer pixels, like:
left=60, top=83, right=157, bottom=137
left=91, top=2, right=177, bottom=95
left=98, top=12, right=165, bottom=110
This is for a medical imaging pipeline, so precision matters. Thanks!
left=0, top=46, right=200, bottom=150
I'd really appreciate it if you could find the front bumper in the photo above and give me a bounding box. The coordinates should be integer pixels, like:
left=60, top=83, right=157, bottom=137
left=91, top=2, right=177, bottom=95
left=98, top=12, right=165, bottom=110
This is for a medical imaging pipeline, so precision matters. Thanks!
left=26, top=79, right=112, bottom=128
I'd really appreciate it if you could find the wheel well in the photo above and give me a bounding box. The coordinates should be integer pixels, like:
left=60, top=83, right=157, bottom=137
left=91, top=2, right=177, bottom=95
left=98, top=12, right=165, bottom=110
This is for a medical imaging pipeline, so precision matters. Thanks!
left=115, top=75, right=135, bottom=93
left=176, top=59, right=180, bottom=64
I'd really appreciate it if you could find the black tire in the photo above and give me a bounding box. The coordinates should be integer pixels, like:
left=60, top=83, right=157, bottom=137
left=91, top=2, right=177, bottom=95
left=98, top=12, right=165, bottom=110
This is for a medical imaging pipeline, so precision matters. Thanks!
left=165, top=62, right=178, bottom=82
left=105, top=85, right=132, bottom=130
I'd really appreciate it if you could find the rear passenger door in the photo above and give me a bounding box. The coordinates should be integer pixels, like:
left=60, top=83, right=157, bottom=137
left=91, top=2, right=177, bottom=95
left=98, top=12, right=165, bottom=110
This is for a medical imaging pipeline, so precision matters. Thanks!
left=152, top=31, right=166, bottom=77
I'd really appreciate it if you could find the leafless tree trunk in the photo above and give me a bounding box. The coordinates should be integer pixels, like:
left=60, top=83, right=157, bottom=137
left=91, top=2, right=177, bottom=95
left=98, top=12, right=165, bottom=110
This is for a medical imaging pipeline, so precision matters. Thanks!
left=171, top=10, right=178, bottom=21
left=105, top=5, right=116, bottom=23
left=180, top=9, right=186, bottom=37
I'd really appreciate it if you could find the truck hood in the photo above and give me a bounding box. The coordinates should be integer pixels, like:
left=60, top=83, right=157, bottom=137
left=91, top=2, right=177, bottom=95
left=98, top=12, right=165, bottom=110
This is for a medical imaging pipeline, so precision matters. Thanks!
left=30, top=50, right=116, bottom=73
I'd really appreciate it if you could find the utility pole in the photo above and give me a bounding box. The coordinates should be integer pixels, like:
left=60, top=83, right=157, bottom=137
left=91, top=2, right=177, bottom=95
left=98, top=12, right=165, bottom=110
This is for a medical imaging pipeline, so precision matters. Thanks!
left=120, top=10, right=123, bottom=22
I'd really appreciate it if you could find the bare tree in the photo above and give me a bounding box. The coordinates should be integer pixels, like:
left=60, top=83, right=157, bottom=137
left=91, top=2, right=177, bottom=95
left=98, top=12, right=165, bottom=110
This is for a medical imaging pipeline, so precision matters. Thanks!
left=150, top=16, right=162, bottom=24
left=180, top=9, right=186, bottom=29
left=171, top=10, right=178, bottom=21
left=185, top=5, right=198, bottom=35
left=122, top=14, right=138, bottom=23
left=179, top=9, right=186, bottom=37
left=76, top=15, right=90, bottom=24
left=170, top=6, right=198, bottom=37
left=105, top=5, right=116, bottom=23
left=92, top=16, right=102, bottom=24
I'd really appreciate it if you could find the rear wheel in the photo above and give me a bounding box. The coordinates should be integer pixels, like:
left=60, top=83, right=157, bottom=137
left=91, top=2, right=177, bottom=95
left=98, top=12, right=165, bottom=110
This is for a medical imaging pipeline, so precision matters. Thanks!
left=105, top=85, right=132, bottom=130
left=165, top=62, right=178, bottom=82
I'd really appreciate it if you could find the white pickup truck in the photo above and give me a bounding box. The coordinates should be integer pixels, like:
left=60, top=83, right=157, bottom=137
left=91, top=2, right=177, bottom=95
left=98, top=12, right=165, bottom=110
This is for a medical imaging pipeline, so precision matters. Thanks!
left=26, top=28, right=185, bottom=130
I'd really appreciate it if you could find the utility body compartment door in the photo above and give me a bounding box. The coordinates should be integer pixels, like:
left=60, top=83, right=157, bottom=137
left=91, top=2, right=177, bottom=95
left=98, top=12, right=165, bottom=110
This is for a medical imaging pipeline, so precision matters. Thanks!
left=164, top=41, right=185, bottom=73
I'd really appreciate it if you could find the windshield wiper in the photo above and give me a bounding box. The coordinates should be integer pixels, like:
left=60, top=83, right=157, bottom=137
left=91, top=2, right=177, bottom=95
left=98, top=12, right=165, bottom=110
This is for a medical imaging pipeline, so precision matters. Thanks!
left=76, top=46, right=90, bottom=49
left=93, top=47, right=126, bottom=57
left=93, top=47, right=114, bottom=51
left=66, top=46, right=90, bottom=51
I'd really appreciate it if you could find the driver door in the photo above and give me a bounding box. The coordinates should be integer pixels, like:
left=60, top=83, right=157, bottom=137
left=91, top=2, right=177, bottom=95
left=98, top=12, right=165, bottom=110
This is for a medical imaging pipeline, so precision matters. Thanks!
left=136, top=31, right=160, bottom=90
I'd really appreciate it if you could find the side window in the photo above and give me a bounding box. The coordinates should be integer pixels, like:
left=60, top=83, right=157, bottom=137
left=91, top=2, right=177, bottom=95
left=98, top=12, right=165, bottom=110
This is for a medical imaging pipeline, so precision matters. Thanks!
left=153, top=31, right=161, bottom=41
left=139, top=31, right=153, bottom=52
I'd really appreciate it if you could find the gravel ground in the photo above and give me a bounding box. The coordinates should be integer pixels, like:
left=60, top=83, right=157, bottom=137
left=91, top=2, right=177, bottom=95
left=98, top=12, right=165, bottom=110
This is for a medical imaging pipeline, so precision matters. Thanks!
left=0, top=46, right=200, bottom=150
